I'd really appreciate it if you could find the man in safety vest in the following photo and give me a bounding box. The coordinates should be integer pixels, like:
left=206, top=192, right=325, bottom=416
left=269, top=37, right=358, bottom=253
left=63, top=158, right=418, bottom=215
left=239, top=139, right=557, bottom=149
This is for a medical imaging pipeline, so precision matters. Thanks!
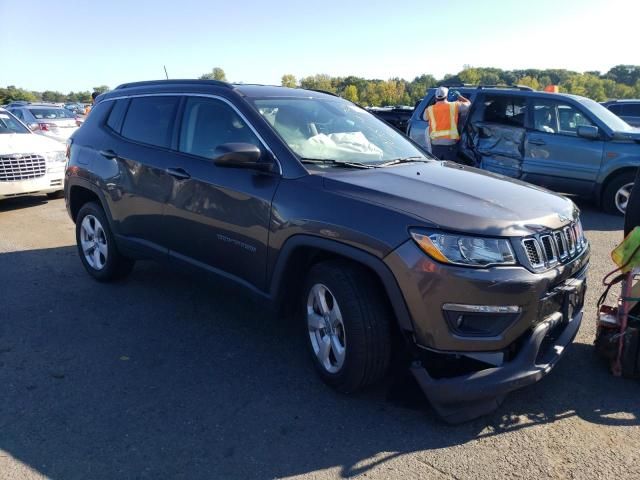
left=424, top=86, right=470, bottom=160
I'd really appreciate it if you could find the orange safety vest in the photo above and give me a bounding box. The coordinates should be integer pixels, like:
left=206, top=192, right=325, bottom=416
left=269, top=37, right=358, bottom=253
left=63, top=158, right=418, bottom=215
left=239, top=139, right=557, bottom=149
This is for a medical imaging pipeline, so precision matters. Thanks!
left=426, top=101, right=460, bottom=141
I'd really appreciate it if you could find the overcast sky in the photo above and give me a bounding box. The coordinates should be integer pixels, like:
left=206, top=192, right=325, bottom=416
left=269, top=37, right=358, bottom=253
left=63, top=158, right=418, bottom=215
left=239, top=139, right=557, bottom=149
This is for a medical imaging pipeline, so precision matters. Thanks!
left=1, top=0, right=638, bottom=92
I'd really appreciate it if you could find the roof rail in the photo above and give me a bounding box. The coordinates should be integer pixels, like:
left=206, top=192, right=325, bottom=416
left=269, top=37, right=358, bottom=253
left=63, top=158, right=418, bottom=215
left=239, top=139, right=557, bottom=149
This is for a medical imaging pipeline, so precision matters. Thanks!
left=439, top=84, right=534, bottom=91
left=114, top=79, right=232, bottom=90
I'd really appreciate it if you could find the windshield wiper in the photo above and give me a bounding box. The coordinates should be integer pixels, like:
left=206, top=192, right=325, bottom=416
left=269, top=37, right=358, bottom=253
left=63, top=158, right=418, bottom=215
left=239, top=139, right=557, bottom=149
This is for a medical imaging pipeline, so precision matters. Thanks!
left=300, top=158, right=374, bottom=169
left=377, top=156, right=429, bottom=168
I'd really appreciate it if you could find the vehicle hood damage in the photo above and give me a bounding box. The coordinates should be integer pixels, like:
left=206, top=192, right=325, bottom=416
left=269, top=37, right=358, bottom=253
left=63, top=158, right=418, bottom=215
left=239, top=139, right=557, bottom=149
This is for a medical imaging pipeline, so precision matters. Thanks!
left=323, top=161, right=578, bottom=236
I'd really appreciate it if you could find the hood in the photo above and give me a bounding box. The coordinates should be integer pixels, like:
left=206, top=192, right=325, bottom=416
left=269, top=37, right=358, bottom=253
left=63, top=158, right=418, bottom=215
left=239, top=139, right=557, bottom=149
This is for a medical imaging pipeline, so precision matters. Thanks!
left=612, top=128, right=640, bottom=142
left=323, top=161, right=578, bottom=237
left=0, top=133, right=65, bottom=155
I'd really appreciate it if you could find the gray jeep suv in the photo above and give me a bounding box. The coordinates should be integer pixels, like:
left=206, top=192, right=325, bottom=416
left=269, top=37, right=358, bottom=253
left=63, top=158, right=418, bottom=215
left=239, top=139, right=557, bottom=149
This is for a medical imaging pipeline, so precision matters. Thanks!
left=65, top=81, right=589, bottom=423
left=408, top=86, right=640, bottom=215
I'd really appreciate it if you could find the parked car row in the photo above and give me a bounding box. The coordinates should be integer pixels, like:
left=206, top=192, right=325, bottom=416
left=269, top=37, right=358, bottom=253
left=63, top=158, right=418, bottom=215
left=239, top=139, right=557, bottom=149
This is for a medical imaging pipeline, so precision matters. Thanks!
left=5, top=103, right=80, bottom=143
left=407, top=85, right=640, bottom=215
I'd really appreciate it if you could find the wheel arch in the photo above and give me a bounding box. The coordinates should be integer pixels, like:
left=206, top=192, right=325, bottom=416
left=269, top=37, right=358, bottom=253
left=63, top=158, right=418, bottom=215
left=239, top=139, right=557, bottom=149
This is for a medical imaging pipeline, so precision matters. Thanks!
left=67, top=178, right=114, bottom=226
left=598, top=166, right=637, bottom=206
left=269, top=235, right=415, bottom=334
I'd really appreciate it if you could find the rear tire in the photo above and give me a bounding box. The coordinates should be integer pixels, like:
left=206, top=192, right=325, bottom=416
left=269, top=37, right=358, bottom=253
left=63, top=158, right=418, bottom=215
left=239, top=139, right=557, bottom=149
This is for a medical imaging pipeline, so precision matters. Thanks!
left=75, top=202, right=134, bottom=281
left=603, top=171, right=635, bottom=215
left=302, top=261, right=392, bottom=393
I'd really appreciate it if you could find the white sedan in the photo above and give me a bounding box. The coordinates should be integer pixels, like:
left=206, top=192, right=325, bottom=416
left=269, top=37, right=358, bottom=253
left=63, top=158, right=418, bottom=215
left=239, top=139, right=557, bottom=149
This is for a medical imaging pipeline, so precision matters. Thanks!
left=0, top=109, right=66, bottom=200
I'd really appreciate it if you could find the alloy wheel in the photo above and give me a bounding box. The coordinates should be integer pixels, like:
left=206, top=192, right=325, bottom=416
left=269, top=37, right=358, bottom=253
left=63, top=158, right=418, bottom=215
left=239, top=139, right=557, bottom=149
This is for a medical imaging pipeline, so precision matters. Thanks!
left=615, top=182, right=634, bottom=214
left=80, top=214, right=108, bottom=270
left=306, top=283, right=346, bottom=374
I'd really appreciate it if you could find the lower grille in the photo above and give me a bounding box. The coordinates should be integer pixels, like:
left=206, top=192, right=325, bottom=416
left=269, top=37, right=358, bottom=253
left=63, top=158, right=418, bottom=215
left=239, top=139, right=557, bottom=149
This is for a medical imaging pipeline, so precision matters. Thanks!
left=0, top=155, right=46, bottom=181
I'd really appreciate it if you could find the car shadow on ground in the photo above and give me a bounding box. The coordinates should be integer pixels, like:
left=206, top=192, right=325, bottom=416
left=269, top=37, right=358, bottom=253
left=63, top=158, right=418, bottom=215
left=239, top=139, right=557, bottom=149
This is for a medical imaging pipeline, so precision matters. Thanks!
left=0, top=195, right=50, bottom=213
left=0, top=246, right=638, bottom=479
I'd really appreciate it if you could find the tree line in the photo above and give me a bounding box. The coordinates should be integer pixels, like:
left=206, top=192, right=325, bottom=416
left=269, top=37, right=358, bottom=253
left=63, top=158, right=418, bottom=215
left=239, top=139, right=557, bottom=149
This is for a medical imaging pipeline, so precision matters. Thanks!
left=3, top=65, right=639, bottom=107
left=0, top=85, right=110, bottom=105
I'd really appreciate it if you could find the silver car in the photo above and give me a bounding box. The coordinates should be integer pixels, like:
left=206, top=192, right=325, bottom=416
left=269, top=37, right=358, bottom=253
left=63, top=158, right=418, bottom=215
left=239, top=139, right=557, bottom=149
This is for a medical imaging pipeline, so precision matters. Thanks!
left=7, top=103, right=79, bottom=143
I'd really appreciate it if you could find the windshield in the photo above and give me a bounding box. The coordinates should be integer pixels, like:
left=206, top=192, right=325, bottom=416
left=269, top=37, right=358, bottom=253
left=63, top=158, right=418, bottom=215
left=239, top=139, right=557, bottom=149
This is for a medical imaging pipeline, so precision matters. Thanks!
left=579, top=97, right=635, bottom=132
left=251, top=97, right=429, bottom=165
left=0, top=111, right=30, bottom=134
left=29, top=108, right=75, bottom=120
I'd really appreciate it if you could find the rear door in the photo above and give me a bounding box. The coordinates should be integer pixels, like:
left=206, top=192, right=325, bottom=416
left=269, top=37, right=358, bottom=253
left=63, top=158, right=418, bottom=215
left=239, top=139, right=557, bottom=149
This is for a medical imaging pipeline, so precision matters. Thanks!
left=163, top=95, right=280, bottom=290
left=104, top=95, right=179, bottom=253
left=523, top=98, right=604, bottom=195
left=460, top=93, right=526, bottom=178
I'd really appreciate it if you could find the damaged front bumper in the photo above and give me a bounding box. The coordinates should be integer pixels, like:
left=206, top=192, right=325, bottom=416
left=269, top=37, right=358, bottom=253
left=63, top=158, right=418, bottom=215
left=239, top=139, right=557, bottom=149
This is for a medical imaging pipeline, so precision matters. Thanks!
left=411, top=308, right=582, bottom=424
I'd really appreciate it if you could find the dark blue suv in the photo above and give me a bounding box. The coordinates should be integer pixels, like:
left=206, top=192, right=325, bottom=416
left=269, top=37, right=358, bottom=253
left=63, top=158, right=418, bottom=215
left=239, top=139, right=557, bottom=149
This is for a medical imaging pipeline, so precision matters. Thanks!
left=408, top=86, right=640, bottom=214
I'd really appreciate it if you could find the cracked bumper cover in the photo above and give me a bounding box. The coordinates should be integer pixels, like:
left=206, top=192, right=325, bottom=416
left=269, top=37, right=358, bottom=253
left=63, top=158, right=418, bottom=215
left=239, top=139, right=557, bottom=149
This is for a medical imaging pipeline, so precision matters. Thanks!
left=411, top=309, right=582, bottom=424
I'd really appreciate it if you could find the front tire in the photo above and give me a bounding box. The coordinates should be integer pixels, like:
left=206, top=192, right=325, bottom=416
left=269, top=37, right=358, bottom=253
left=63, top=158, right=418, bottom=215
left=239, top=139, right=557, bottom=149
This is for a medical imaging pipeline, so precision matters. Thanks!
left=603, top=172, right=635, bottom=215
left=302, top=261, right=392, bottom=393
left=75, top=202, right=134, bottom=281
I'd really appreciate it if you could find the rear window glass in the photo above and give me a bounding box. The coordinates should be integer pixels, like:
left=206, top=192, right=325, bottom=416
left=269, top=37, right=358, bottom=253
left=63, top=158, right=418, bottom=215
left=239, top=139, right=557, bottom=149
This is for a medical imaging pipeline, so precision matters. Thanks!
left=29, top=108, right=75, bottom=119
left=106, top=99, right=129, bottom=133
left=121, top=96, right=180, bottom=148
left=481, top=95, right=526, bottom=127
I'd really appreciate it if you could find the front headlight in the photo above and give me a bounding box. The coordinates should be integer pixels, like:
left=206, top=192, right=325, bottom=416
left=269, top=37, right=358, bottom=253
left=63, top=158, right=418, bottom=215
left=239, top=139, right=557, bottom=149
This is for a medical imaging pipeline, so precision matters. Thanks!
left=410, top=230, right=516, bottom=267
left=45, top=151, right=66, bottom=163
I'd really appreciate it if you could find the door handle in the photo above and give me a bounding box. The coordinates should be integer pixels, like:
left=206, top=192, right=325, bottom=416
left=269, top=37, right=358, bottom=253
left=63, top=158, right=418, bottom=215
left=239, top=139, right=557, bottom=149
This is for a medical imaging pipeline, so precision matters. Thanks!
left=166, top=167, right=191, bottom=180
left=528, top=138, right=546, bottom=146
left=99, top=149, right=119, bottom=160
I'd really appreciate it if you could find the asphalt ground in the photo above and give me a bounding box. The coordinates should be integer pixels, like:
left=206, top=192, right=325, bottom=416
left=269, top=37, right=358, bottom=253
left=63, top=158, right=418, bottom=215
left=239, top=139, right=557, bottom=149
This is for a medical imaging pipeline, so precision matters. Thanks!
left=0, top=196, right=638, bottom=480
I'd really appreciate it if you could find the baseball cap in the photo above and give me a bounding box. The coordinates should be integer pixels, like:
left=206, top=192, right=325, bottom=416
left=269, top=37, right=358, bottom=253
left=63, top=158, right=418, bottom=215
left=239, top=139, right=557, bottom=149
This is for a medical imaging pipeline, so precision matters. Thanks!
left=435, top=86, right=449, bottom=99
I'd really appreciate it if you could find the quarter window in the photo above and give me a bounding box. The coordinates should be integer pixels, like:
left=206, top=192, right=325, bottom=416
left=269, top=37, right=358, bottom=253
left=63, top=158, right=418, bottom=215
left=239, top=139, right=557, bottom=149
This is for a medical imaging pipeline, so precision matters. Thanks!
left=121, top=96, right=180, bottom=148
left=106, top=99, right=129, bottom=133
left=178, top=97, right=260, bottom=159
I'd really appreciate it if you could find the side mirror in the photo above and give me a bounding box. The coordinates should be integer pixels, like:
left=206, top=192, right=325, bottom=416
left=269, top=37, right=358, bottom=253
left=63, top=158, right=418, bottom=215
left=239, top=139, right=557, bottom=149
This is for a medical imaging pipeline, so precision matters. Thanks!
left=213, top=143, right=274, bottom=172
left=577, top=125, right=599, bottom=140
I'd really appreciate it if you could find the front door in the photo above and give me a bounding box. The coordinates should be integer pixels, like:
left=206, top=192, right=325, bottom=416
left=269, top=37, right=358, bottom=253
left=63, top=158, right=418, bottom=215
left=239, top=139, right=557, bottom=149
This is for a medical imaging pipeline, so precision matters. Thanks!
left=523, top=99, right=604, bottom=195
left=163, top=96, right=280, bottom=290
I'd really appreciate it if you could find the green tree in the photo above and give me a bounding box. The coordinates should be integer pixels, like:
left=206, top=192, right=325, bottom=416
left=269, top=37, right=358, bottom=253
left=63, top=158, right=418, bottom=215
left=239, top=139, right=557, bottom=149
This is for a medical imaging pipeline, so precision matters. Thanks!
left=343, top=85, right=358, bottom=103
left=199, top=67, right=227, bottom=81
left=0, top=86, right=38, bottom=104
left=281, top=74, right=297, bottom=88
left=93, top=85, right=110, bottom=94
left=517, top=76, right=540, bottom=90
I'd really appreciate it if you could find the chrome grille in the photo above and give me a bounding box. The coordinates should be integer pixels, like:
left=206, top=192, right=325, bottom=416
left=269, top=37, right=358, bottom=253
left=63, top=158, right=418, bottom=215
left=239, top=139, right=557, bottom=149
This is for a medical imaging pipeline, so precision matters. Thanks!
left=523, top=239, right=543, bottom=268
left=554, top=231, right=567, bottom=259
left=523, top=221, right=586, bottom=270
left=540, top=235, right=557, bottom=265
left=564, top=226, right=575, bottom=254
left=0, top=154, right=46, bottom=181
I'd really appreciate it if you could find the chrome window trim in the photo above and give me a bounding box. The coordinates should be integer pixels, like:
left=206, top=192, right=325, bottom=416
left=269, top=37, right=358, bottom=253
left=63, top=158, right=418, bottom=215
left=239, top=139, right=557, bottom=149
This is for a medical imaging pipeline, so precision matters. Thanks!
left=100, top=93, right=283, bottom=175
left=442, top=304, right=521, bottom=314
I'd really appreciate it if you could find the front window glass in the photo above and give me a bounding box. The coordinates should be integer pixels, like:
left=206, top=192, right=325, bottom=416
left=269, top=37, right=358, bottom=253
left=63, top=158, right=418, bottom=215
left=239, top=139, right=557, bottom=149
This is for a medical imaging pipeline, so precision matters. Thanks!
left=252, top=97, right=428, bottom=164
left=28, top=108, right=75, bottom=119
left=0, top=111, right=29, bottom=134
left=179, top=97, right=260, bottom=158
left=532, top=101, right=594, bottom=135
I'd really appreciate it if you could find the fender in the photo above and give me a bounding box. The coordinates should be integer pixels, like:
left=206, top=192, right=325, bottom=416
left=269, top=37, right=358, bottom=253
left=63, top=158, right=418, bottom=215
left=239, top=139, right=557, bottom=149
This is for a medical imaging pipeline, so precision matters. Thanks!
left=65, top=175, right=115, bottom=227
left=269, top=234, right=415, bottom=333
